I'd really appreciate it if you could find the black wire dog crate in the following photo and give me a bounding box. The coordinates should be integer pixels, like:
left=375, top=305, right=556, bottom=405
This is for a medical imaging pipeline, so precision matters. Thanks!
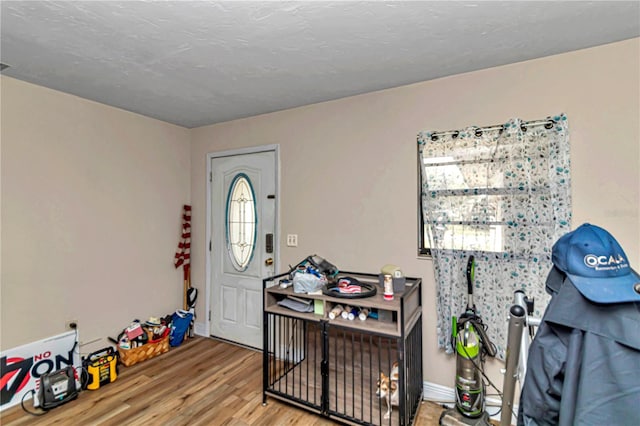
left=263, top=270, right=423, bottom=426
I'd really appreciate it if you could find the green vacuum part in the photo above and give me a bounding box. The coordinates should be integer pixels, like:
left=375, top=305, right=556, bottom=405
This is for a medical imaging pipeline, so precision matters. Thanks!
left=454, top=321, right=484, bottom=417
left=453, top=256, right=487, bottom=420
left=456, top=322, right=480, bottom=359
left=441, top=318, right=491, bottom=425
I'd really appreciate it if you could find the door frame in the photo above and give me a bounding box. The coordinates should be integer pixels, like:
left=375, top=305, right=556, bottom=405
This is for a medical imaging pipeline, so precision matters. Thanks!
left=204, top=144, right=280, bottom=338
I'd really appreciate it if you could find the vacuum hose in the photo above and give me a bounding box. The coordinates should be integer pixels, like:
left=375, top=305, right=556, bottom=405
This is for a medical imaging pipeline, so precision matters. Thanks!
left=456, top=316, right=497, bottom=359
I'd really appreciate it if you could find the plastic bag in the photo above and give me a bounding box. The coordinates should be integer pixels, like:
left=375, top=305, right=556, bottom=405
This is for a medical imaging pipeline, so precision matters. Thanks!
left=293, top=272, right=327, bottom=293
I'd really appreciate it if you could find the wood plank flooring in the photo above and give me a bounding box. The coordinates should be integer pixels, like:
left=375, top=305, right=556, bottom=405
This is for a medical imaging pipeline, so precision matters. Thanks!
left=1, top=337, right=449, bottom=425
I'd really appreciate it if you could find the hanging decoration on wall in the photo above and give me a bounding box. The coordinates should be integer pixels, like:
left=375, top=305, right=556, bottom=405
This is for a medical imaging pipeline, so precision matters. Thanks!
left=174, top=205, right=192, bottom=312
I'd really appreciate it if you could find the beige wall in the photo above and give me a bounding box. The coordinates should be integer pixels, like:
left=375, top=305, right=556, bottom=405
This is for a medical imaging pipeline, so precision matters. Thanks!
left=191, top=38, right=639, bottom=387
left=1, top=38, right=638, bottom=391
left=1, top=77, right=191, bottom=351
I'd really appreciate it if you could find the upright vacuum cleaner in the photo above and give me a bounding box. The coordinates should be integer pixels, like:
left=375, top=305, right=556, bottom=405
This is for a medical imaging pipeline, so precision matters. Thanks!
left=440, top=256, right=496, bottom=426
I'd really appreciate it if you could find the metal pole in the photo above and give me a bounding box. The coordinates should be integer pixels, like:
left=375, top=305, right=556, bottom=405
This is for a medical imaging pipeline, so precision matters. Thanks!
left=500, top=293, right=526, bottom=426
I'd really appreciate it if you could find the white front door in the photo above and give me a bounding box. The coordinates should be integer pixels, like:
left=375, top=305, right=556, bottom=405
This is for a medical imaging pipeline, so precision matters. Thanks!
left=209, top=148, right=277, bottom=349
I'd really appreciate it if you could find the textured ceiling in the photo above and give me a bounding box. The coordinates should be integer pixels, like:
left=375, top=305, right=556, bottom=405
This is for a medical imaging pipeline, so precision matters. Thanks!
left=1, top=1, right=639, bottom=128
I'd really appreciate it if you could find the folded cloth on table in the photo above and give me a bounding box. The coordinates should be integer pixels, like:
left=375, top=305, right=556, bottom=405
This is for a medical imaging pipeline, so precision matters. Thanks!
left=277, top=297, right=314, bottom=313
left=336, top=277, right=361, bottom=293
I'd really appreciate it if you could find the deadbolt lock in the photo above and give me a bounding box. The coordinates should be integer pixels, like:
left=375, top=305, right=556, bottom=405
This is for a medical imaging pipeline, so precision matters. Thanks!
left=265, top=257, right=274, bottom=266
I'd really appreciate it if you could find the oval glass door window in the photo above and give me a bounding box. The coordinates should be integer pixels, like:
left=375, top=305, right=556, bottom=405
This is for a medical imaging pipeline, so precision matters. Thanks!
left=226, top=173, right=257, bottom=271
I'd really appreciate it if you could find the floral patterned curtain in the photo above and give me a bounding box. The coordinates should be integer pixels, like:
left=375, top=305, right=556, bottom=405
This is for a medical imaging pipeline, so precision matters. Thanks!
left=418, top=115, right=571, bottom=360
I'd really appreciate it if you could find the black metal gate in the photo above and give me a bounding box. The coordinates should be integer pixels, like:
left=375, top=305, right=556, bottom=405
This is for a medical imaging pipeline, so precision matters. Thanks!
left=264, top=313, right=422, bottom=425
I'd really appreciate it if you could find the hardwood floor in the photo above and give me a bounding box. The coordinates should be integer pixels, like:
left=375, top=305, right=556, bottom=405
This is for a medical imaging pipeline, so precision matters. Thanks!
left=1, top=337, right=449, bottom=425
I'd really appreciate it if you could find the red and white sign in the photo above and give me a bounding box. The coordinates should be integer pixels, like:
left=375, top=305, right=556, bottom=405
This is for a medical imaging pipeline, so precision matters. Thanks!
left=1, top=331, right=81, bottom=410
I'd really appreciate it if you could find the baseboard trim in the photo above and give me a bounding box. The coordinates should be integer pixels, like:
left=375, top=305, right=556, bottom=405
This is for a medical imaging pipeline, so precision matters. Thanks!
left=422, top=380, right=517, bottom=425
left=423, top=380, right=455, bottom=405
left=194, top=321, right=207, bottom=337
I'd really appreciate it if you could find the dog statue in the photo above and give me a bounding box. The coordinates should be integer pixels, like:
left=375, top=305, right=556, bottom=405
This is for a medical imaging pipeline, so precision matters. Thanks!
left=376, top=362, right=399, bottom=419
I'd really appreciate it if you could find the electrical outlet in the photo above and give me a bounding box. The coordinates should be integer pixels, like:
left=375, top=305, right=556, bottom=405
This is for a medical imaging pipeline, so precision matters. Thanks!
left=65, top=319, right=78, bottom=330
left=287, top=234, right=298, bottom=247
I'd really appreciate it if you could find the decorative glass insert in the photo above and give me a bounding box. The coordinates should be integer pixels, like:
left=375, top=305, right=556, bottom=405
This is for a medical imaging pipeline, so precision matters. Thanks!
left=226, top=173, right=257, bottom=271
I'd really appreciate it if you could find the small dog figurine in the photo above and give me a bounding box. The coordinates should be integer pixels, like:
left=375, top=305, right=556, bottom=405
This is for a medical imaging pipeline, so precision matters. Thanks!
left=376, top=362, right=399, bottom=419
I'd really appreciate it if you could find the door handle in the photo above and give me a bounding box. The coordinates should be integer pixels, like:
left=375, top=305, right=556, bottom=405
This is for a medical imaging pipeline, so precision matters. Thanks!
left=265, top=258, right=274, bottom=266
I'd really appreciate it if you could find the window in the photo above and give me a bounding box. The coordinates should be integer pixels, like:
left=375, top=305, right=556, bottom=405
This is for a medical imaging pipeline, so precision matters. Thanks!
left=226, top=173, right=257, bottom=271
left=418, top=117, right=570, bottom=256
left=418, top=153, right=509, bottom=254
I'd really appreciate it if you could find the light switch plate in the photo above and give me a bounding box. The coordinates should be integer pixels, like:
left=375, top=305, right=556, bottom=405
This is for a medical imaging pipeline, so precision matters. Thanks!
left=287, top=234, right=298, bottom=247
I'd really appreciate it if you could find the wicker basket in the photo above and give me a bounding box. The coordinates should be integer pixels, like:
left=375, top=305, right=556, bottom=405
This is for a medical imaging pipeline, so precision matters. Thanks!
left=118, top=334, right=169, bottom=367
